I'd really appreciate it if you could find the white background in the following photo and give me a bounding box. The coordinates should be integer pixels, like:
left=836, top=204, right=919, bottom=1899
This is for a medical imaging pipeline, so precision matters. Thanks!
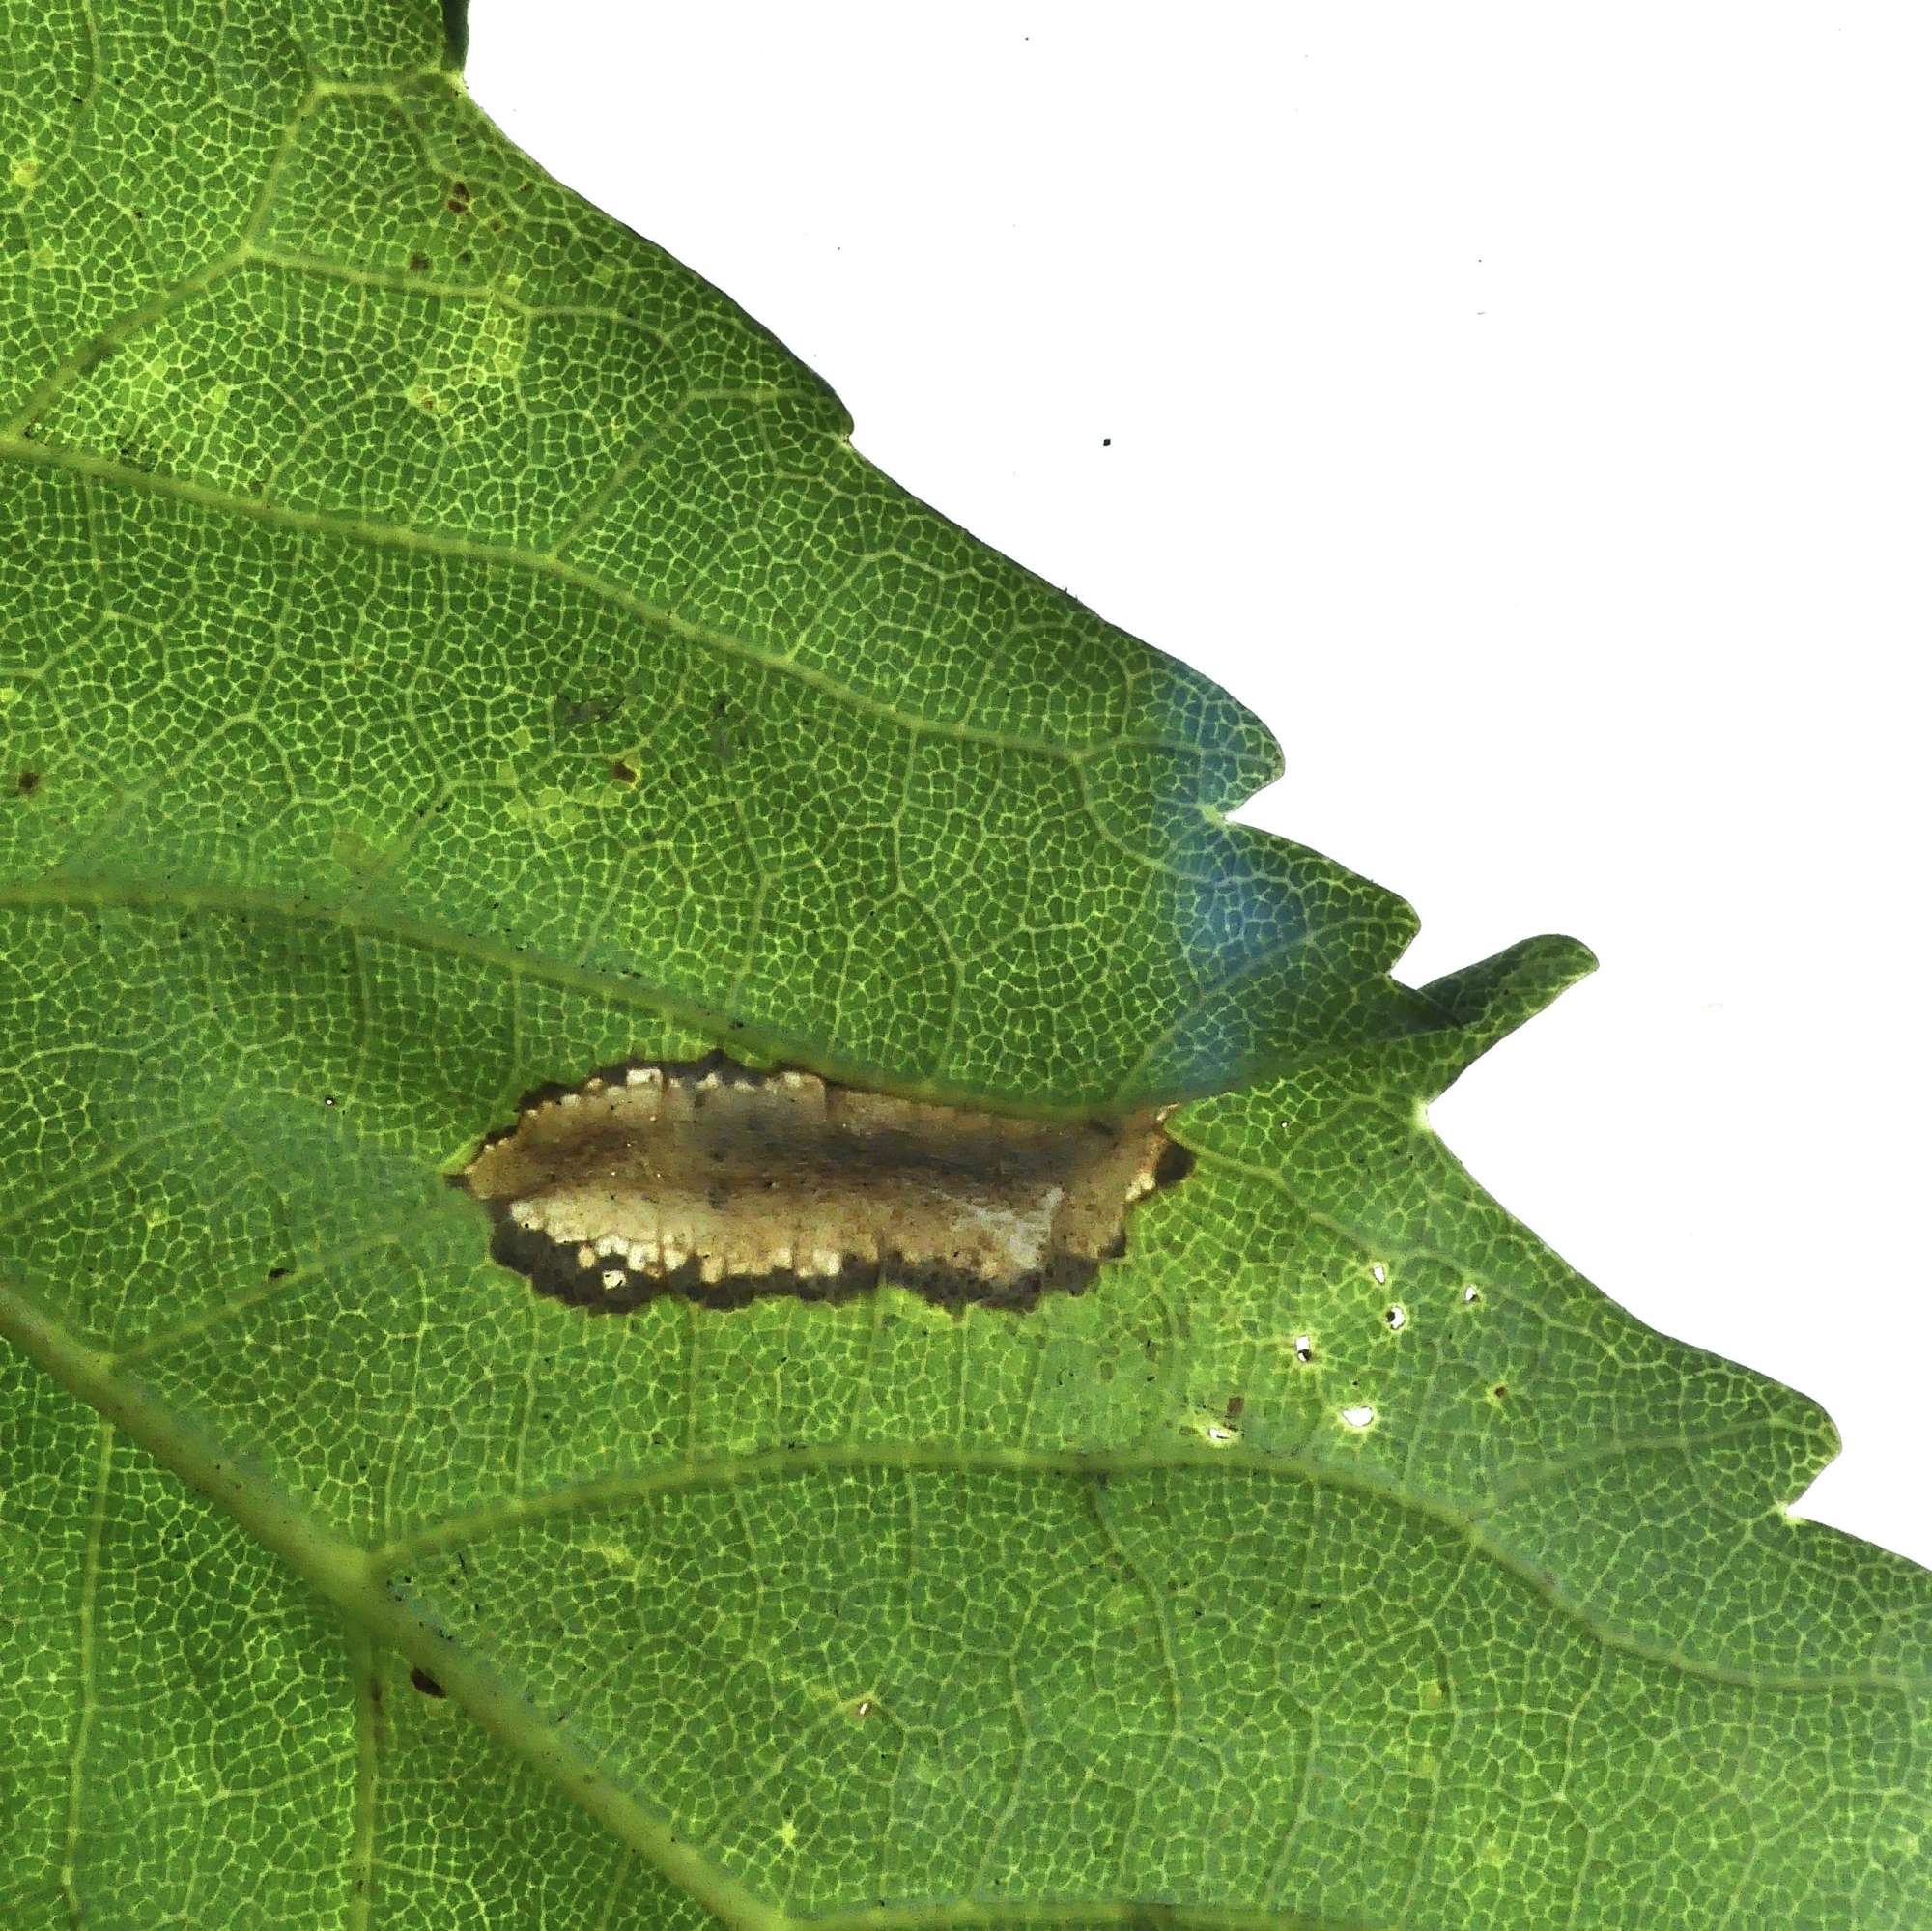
left=467, top=4, right=1930, bottom=1567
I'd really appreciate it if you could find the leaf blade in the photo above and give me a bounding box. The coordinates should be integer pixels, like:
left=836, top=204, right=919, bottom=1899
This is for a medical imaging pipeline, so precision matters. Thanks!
left=1, top=5, right=1926, bottom=1928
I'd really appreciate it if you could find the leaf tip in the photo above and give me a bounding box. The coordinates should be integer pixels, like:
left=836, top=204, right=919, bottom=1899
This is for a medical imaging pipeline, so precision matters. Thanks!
left=1417, top=932, right=1597, bottom=1093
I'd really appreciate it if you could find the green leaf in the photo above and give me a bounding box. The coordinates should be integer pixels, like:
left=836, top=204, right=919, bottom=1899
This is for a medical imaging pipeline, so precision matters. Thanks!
left=2, top=6, right=1925, bottom=1930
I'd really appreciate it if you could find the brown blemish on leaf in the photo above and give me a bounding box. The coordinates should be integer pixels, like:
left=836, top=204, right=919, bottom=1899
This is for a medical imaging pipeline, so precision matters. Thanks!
left=407, top=251, right=430, bottom=272
left=410, top=1667, right=446, bottom=1698
left=610, top=757, right=639, bottom=785
left=15, top=770, right=40, bottom=796
left=445, top=179, right=471, bottom=216
left=457, top=1052, right=1189, bottom=1314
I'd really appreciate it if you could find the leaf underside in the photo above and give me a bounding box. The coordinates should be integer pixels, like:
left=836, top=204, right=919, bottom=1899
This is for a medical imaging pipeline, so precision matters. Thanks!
left=0, top=6, right=1925, bottom=1929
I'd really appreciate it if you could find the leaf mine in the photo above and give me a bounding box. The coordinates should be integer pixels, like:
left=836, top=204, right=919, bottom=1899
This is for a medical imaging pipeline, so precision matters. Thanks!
left=458, top=1052, right=1191, bottom=1312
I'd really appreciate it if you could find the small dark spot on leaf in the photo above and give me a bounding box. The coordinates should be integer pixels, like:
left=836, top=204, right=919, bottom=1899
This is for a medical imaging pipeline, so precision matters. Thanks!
left=554, top=693, right=623, bottom=729
left=610, top=757, right=638, bottom=785
left=1225, top=1394, right=1245, bottom=1420
left=410, top=1667, right=445, bottom=1697
left=1492, top=1383, right=1509, bottom=1400
left=266, top=1265, right=292, bottom=1282
left=15, top=770, right=41, bottom=796
left=407, top=251, right=430, bottom=272
left=445, top=180, right=471, bottom=215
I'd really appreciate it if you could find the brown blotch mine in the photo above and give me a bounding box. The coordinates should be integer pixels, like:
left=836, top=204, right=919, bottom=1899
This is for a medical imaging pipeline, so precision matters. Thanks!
left=457, top=1051, right=1191, bottom=1314
left=16, top=770, right=41, bottom=796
